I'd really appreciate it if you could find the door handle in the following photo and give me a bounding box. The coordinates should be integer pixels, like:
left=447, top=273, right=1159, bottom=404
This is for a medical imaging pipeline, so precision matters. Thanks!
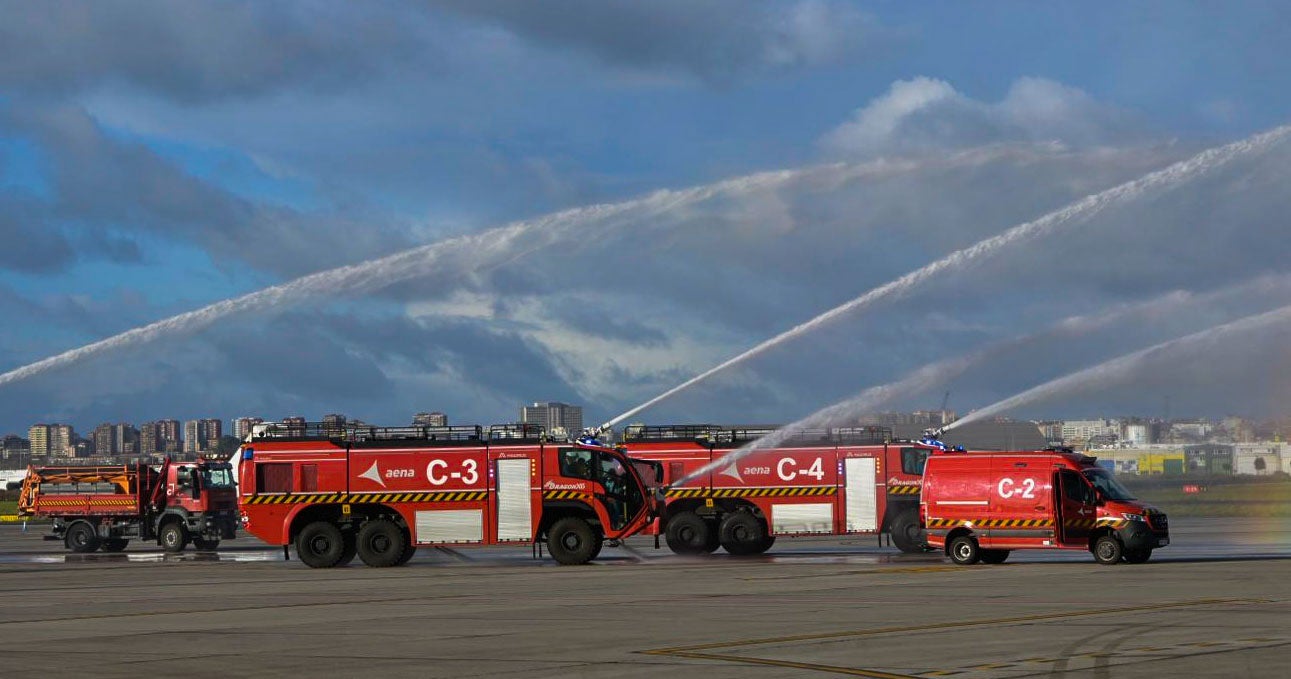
left=1033, top=505, right=1045, bottom=511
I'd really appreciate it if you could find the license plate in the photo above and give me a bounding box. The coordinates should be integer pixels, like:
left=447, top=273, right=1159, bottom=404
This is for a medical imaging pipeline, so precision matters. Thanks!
left=1158, top=538, right=1170, bottom=547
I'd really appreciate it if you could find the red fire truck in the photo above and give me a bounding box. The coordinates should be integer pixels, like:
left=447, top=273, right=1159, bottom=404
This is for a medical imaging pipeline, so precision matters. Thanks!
left=17, top=459, right=239, bottom=553
left=922, top=449, right=1170, bottom=565
left=236, top=422, right=661, bottom=568
left=618, top=424, right=939, bottom=555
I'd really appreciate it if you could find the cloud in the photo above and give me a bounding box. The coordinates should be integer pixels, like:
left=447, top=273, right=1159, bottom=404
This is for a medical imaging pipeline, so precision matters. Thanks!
left=2, top=103, right=413, bottom=277
left=820, top=76, right=1143, bottom=157
left=0, top=1, right=427, bottom=103
left=0, top=194, right=74, bottom=273
left=430, top=0, right=880, bottom=83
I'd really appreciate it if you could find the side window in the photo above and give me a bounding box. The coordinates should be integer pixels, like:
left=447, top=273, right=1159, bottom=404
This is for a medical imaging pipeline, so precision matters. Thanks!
left=1060, top=470, right=1089, bottom=504
left=256, top=463, right=292, bottom=493
left=176, top=467, right=193, bottom=490
left=560, top=449, right=594, bottom=480
left=901, top=448, right=930, bottom=475
left=299, top=464, right=318, bottom=493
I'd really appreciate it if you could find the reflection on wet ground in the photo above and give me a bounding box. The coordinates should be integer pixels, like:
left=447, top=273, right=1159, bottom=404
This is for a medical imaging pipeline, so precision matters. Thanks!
left=1, top=516, right=1288, bottom=567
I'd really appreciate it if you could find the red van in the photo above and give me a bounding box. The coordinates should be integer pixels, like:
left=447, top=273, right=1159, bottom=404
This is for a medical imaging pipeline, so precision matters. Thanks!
left=922, top=449, right=1169, bottom=565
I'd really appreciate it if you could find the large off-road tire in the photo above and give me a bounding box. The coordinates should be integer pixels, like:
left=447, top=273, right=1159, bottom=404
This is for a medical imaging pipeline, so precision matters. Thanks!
left=66, top=522, right=101, bottom=553
left=1123, top=547, right=1152, bottom=564
left=356, top=519, right=407, bottom=568
left=295, top=521, right=346, bottom=569
left=1093, top=535, right=1124, bottom=565
left=757, top=535, right=777, bottom=554
left=703, top=519, right=721, bottom=553
left=980, top=549, right=1010, bottom=564
left=719, top=512, right=769, bottom=556
left=547, top=517, right=599, bottom=565
left=192, top=538, right=220, bottom=551
left=100, top=539, right=129, bottom=553
left=889, top=510, right=929, bottom=554
left=395, top=544, right=417, bottom=566
left=159, top=522, right=189, bottom=553
left=948, top=534, right=981, bottom=565
left=336, top=531, right=358, bottom=567
left=665, top=511, right=713, bottom=555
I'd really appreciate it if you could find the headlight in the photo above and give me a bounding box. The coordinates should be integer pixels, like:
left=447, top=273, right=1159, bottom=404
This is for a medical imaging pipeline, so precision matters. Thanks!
left=1122, top=513, right=1146, bottom=522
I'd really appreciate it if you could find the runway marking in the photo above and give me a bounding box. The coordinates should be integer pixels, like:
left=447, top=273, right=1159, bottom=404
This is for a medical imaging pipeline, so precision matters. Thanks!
left=638, top=598, right=1252, bottom=677
left=909, top=635, right=1291, bottom=677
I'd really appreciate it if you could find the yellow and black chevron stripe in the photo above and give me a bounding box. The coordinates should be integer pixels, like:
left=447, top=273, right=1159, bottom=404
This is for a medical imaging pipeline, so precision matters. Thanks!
left=665, top=487, right=838, bottom=499
left=37, top=498, right=137, bottom=507
left=927, top=517, right=1055, bottom=529
left=888, top=484, right=921, bottom=495
left=542, top=490, right=592, bottom=501
left=1066, top=517, right=1128, bottom=529
left=244, top=491, right=488, bottom=505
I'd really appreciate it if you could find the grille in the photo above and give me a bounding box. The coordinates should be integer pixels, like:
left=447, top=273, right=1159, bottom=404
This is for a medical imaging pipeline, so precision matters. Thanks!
left=1149, top=511, right=1168, bottom=531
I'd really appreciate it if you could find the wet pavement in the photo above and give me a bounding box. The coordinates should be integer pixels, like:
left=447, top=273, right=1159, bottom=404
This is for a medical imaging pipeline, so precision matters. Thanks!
left=0, top=517, right=1288, bottom=678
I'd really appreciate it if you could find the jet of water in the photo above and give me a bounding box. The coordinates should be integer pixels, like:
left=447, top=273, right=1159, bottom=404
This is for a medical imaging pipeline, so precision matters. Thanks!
left=667, top=274, right=1291, bottom=486
left=943, top=303, right=1291, bottom=433
left=601, top=124, right=1291, bottom=432
left=2, top=151, right=1018, bottom=389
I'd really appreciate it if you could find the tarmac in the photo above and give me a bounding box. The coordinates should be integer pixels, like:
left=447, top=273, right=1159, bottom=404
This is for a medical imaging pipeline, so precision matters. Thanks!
left=1, top=516, right=1288, bottom=678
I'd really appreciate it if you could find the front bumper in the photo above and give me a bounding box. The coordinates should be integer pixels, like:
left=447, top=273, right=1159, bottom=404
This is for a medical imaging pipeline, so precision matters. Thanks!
left=1118, top=521, right=1169, bottom=551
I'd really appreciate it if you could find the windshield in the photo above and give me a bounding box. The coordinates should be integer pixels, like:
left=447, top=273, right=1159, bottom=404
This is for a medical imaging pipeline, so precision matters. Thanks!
left=1083, top=468, right=1136, bottom=501
left=201, top=464, right=236, bottom=489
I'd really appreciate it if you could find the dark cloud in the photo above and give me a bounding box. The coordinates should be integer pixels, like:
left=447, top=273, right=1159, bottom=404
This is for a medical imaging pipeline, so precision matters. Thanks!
left=0, top=194, right=73, bottom=273
left=0, top=1, right=428, bottom=102
left=2, top=103, right=413, bottom=277
left=431, top=0, right=879, bottom=82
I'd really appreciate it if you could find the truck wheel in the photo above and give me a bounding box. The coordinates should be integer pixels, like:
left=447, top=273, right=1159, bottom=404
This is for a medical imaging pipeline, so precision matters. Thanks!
left=392, top=527, right=416, bottom=566
left=547, top=517, right=599, bottom=565
left=948, top=534, right=980, bottom=565
left=66, top=522, right=101, bottom=553
left=336, top=532, right=358, bottom=567
left=192, top=538, right=220, bottom=551
left=356, top=519, right=407, bottom=568
left=665, top=511, right=713, bottom=555
left=703, top=519, right=721, bottom=553
left=100, top=539, right=129, bottom=553
left=160, top=522, right=189, bottom=553
left=889, top=510, right=929, bottom=554
left=719, top=512, right=768, bottom=556
left=1123, top=547, right=1152, bottom=564
left=1093, top=534, right=1124, bottom=565
left=980, top=549, right=1010, bottom=564
left=296, top=521, right=346, bottom=568
left=395, top=544, right=417, bottom=566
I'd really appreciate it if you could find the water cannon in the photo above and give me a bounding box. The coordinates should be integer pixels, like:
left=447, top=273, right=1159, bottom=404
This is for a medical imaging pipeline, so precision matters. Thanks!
left=919, top=428, right=964, bottom=452
left=576, top=428, right=605, bottom=447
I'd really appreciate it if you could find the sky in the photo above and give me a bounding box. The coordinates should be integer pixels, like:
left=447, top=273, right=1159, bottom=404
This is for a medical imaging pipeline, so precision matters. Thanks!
left=2, top=1, right=1291, bottom=434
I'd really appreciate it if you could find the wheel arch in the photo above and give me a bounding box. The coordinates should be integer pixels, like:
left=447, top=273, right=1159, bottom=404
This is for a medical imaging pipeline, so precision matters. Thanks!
left=943, top=526, right=976, bottom=555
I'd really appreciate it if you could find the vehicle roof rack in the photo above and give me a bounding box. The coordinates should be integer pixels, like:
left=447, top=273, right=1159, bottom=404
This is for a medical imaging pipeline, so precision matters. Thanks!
left=251, top=421, right=486, bottom=445
left=488, top=423, right=549, bottom=443
left=622, top=424, right=892, bottom=447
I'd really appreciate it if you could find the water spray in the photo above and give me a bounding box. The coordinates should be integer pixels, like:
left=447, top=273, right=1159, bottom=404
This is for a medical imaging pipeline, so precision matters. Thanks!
left=664, top=276, right=1291, bottom=487
left=942, top=302, right=1291, bottom=433
left=0, top=150, right=1015, bottom=390
left=601, top=124, right=1291, bottom=432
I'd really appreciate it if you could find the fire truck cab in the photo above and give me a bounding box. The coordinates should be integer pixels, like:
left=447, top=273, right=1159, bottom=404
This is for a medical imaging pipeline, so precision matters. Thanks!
left=236, top=422, right=659, bottom=568
left=922, top=449, right=1169, bottom=565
